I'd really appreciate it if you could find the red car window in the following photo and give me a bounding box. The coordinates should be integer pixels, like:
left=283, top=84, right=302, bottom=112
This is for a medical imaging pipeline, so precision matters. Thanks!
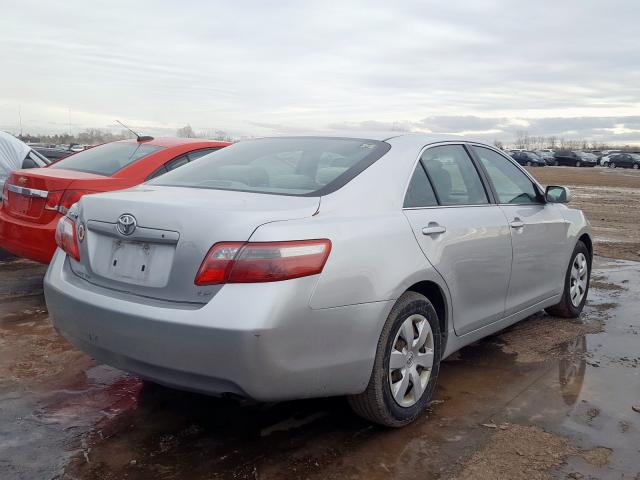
left=50, top=142, right=164, bottom=177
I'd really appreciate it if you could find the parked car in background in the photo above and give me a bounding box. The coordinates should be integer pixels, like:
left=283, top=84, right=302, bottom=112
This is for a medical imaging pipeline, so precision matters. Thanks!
left=600, top=150, right=622, bottom=166
left=552, top=150, right=597, bottom=167
left=0, top=131, right=50, bottom=200
left=579, top=152, right=598, bottom=164
left=534, top=149, right=555, bottom=165
left=537, top=148, right=555, bottom=155
left=0, top=137, right=230, bottom=263
left=608, top=153, right=640, bottom=169
left=44, top=135, right=592, bottom=427
left=33, top=146, right=75, bottom=162
left=510, top=150, right=546, bottom=166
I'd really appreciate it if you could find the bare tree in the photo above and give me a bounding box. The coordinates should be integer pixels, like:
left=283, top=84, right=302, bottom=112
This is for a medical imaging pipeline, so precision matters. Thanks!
left=493, top=139, right=504, bottom=150
left=176, top=125, right=195, bottom=138
left=514, top=130, right=528, bottom=149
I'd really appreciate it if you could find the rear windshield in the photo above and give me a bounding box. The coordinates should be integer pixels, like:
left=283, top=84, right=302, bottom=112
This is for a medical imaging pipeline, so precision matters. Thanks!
left=149, top=137, right=390, bottom=196
left=50, top=142, right=164, bottom=176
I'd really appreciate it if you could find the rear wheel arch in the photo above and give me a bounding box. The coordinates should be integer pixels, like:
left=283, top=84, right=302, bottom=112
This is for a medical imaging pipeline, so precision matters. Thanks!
left=406, top=281, right=448, bottom=353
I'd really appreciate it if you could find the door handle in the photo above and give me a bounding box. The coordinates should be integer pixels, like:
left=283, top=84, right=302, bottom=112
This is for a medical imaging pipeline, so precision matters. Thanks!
left=510, top=220, right=525, bottom=229
left=422, top=225, right=446, bottom=235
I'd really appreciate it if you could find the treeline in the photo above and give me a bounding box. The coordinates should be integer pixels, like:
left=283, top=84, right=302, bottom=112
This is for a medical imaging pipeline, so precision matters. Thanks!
left=176, top=125, right=234, bottom=142
left=17, top=125, right=235, bottom=146
left=497, top=130, right=638, bottom=151
left=18, top=129, right=134, bottom=146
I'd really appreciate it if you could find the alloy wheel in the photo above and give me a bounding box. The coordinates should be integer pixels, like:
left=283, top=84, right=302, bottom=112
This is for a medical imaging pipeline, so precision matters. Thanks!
left=388, top=314, right=434, bottom=407
left=570, top=252, right=588, bottom=307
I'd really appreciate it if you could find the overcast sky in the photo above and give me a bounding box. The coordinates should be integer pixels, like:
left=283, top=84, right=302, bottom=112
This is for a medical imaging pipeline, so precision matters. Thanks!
left=1, top=0, right=639, bottom=144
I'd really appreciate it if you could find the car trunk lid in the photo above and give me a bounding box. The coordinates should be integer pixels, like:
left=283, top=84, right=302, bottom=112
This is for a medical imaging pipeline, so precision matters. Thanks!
left=3, top=168, right=110, bottom=223
left=69, top=185, right=320, bottom=303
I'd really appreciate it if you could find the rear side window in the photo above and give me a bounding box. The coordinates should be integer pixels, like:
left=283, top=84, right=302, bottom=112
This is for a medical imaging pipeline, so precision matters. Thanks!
left=404, top=162, right=438, bottom=208
left=165, top=155, right=189, bottom=171
left=150, top=137, right=390, bottom=196
left=188, top=147, right=222, bottom=161
left=50, top=142, right=164, bottom=176
left=421, top=145, right=488, bottom=206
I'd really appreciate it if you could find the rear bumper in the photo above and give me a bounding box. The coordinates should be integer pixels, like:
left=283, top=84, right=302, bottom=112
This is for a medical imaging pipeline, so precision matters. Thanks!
left=0, top=208, right=59, bottom=263
left=44, top=251, right=392, bottom=401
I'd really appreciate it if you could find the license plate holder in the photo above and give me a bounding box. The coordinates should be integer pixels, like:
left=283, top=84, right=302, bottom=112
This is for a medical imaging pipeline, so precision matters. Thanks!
left=12, top=194, right=31, bottom=215
left=108, top=240, right=154, bottom=283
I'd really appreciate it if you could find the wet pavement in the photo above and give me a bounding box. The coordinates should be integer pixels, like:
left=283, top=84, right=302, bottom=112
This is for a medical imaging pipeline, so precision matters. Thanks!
left=0, top=257, right=639, bottom=479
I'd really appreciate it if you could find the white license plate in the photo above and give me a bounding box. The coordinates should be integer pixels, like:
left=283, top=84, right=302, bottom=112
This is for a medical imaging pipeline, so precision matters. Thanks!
left=108, top=240, right=154, bottom=283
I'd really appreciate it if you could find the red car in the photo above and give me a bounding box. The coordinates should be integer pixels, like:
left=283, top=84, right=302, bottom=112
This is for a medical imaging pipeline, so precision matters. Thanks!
left=0, top=137, right=230, bottom=263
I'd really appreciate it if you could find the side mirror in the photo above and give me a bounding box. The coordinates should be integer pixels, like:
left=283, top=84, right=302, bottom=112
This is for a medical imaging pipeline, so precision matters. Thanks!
left=546, top=185, right=571, bottom=203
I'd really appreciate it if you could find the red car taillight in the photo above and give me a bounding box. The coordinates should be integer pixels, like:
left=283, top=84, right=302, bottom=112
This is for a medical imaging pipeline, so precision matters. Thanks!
left=54, top=216, right=80, bottom=261
left=45, top=190, right=96, bottom=214
left=194, top=239, right=332, bottom=286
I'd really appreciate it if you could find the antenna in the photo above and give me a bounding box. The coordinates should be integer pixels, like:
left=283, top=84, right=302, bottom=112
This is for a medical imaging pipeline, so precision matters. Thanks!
left=116, top=120, right=153, bottom=142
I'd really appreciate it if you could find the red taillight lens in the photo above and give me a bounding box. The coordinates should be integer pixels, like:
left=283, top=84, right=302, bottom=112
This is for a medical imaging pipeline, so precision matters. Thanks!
left=195, top=239, right=332, bottom=286
left=45, top=190, right=96, bottom=214
left=54, top=216, right=80, bottom=261
left=45, top=191, right=63, bottom=211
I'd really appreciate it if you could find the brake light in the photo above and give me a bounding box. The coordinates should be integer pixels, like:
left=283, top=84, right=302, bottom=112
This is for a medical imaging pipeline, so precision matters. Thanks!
left=45, top=190, right=96, bottom=214
left=195, top=239, right=332, bottom=285
left=54, top=216, right=80, bottom=261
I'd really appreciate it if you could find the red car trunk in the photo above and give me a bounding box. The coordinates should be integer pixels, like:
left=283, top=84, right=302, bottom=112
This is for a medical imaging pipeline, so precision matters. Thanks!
left=3, top=169, right=127, bottom=224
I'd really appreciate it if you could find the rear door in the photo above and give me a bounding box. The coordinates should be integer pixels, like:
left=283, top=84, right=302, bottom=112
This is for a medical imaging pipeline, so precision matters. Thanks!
left=471, top=146, right=569, bottom=316
left=619, top=154, right=632, bottom=167
left=403, top=144, right=512, bottom=335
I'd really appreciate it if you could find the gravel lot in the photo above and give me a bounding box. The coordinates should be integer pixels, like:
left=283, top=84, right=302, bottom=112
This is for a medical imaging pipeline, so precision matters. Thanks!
left=1, top=166, right=639, bottom=479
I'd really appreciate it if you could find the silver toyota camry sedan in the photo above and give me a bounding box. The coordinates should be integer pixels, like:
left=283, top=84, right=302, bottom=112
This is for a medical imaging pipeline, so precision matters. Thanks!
left=44, top=134, right=592, bottom=427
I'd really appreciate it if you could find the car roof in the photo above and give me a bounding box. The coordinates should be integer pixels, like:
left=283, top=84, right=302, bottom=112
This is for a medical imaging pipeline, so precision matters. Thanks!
left=254, top=132, right=494, bottom=146
left=116, top=137, right=231, bottom=148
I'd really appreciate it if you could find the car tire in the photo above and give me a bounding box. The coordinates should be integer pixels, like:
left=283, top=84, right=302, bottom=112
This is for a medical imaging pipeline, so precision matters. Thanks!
left=575, top=160, right=581, bottom=167
left=610, top=162, right=616, bottom=169
left=554, top=160, right=559, bottom=166
left=526, top=161, right=532, bottom=166
left=348, top=291, right=442, bottom=427
left=633, top=164, right=639, bottom=170
left=545, top=241, right=591, bottom=318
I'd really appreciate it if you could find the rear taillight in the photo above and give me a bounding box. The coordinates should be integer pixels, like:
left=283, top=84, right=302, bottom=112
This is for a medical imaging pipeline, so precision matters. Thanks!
left=45, top=190, right=96, bottom=214
left=54, top=216, right=80, bottom=261
left=194, top=239, right=332, bottom=286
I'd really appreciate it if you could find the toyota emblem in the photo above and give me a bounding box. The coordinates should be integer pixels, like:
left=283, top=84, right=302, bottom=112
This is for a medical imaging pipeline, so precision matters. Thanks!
left=77, top=223, right=86, bottom=243
left=116, top=214, right=137, bottom=236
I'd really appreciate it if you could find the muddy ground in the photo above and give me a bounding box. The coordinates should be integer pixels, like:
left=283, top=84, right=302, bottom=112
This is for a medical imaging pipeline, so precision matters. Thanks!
left=1, top=166, right=639, bottom=479
left=527, top=166, right=640, bottom=261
